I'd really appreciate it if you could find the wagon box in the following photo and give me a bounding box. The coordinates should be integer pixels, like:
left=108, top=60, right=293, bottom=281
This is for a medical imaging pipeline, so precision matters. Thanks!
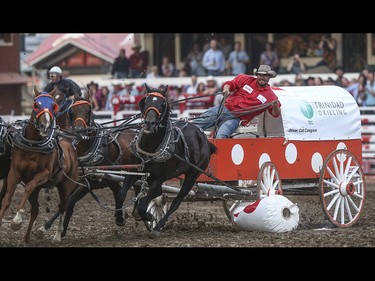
left=196, top=85, right=366, bottom=228
left=202, top=85, right=363, bottom=182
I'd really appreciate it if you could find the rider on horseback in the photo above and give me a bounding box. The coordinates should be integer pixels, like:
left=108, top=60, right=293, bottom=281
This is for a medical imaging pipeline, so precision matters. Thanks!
left=44, top=66, right=83, bottom=98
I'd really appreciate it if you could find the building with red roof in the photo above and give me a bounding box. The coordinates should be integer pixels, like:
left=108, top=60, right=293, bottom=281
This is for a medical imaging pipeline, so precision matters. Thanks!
left=24, top=33, right=140, bottom=75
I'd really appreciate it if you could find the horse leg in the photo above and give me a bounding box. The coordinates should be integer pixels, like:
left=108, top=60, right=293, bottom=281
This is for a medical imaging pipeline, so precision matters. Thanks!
left=11, top=170, right=49, bottom=230
left=119, top=175, right=141, bottom=220
left=150, top=173, right=199, bottom=238
left=22, top=189, right=41, bottom=244
left=0, top=169, right=20, bottom=225
left=60, top=185, right=89, bottom=238
left=131, top=179, right=143, bottom=221
left=109, top=182, right=127, bottom=227
left=35, top=210, right=60, bottom=240
left=52, top=213, right=64, bottom=242
left=0, top=178, right=7, bottom=209
left=137, top=178, right=163, bottom=223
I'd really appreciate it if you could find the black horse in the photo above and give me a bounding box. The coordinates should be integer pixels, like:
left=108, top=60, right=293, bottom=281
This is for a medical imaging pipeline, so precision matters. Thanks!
left=119, top=84, right=217, bottom=238
left=41, top=92, right=142, bottom=238
left=0, top=117, right=14, bottom=209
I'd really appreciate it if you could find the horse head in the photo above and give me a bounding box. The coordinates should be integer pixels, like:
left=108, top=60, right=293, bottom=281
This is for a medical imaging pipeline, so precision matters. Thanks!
left=68, top=91, right=93, bottom=137
left=32, top=87, right=59, bottom=137
left=139, top=83, right=169, bottom=134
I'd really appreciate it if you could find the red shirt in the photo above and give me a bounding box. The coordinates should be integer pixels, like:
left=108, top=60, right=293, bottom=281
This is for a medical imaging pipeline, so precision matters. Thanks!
left=223, top=74, right=281, bottom=123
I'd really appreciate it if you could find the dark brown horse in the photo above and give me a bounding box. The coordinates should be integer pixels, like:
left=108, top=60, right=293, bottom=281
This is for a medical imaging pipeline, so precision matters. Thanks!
left=0, top=117, right=14, bottom=209
left=0, top=87, right=79, bottom=244
left=42, top=91, right=142, bottom=238
left=118, top=84, right=217, bottom=238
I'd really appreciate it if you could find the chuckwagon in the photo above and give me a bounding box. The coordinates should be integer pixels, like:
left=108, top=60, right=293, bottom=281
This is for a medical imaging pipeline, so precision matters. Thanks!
left=68, top=85, right=366, bottom=233
left=147, top=85, right=366, bottom=229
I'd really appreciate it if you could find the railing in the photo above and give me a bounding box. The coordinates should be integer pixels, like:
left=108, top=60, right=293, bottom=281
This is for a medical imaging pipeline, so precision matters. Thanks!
left=3, top=105, right=375, bottom=174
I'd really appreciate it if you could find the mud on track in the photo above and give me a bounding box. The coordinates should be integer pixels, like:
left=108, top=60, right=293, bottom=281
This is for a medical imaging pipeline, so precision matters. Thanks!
left=0, top=183, right=374, bottom=248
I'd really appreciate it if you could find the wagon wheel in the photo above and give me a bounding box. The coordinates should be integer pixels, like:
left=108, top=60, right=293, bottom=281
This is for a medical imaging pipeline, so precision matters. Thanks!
left=319, top=149, right=366, bottom=228
left=143, top=194, right=169, bottom=231
left=257, top=161, right=282, bottom=199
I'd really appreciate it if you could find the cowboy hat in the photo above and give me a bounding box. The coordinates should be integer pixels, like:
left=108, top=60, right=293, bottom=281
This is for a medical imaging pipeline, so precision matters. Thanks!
left=124, top=81, right=135, bottom=86
left=206, top=75, right=216, bottom=82
left=253, top=65, right=277, bottom=78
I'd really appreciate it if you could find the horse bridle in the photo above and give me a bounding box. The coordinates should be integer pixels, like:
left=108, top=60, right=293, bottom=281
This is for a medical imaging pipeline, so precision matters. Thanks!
left=33, top=94, right=59, bottom=133
left=139, top=92, right=168, bottom=127
left=69, top=99, right=93, bottom=128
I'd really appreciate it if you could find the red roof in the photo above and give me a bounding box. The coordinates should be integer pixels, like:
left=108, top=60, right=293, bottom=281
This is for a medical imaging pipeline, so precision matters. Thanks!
left=24, top=33, right=139, bottom=66
left=0, top=72, right=29, bottom=85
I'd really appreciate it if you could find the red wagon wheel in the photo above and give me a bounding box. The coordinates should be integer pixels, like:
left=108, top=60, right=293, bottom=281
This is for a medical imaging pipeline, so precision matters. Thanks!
left=256, top=161, right=283, bottom=199
left=319, top=149, right=366, bottom=228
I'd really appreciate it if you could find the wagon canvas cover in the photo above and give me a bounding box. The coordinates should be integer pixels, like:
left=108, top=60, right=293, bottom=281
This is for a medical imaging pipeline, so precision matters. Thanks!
left=272, top=85, right=361, bottom=141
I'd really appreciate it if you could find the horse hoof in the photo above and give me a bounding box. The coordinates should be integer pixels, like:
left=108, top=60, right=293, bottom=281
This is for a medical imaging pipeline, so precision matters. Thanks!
left=52, top=236, right=61, bottom=243
left=142, top=213, right=154, bottom=222
left=148, top=230, right=160, bottom=239
left=35, top=227, right=45, bottom=239
left=115, top=218, right=126, bottom=227
left=132, top=212, right=142, bottom=221
left=10, top=221, right=22, bottom=231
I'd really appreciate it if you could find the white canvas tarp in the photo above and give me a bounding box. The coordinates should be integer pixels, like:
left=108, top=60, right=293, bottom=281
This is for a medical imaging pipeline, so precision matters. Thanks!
left=271, top=85, right=362, bottom=141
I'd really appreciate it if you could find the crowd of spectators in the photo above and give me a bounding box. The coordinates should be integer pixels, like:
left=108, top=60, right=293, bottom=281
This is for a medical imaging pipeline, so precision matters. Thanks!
left=86, top=64, right=375, bottom=114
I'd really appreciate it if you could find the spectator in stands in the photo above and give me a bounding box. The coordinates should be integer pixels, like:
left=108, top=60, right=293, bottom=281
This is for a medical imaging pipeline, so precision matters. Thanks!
left=94, top=86, right=110, bottom=111
left=259, top=42, right=279, bottom=73
left=129, top=43, right=148, bottom=78
left=123, top=81, right=140, bottom=96
left=316, top=33, right=337, bottom=70
left=96, top=86, right=109, bottom=110
left=196, top=82, right=206, bottom=94
left=192, top=65, right=281, bottom=138
left=44, top=66, right=83, bottom=98
left=314, top=76, right=324, bottom=86
left=186, top=42, right=206, bottom=76
left=86, top=81, right=100, bottom=110
left=146, top=65, right=160, bottom=79
left=334, top=66, right=345, bottom=87
left=111, top=48, right=130, bottom=79
left=160, top=55, right=177, bottom=77
left=355, top=73, right=367, bottom=106
left=204, top=75, right=220, bottom=95
left=219, top=36, right=232, bottom=60
left=227, top=41, right=250, bottom=75
left=202, top=38, right=226, bottom=76
left=294, top=74, right=306, bottom=86
left=365, top=71, right=375, bottom=106
left=104, top=82, right=125, bottom=111
left=286, top=53, right=307, bottom=75
left=305, top=76, right=315, bottom=86
left=186, top=75, right=199, bottom=94
left=306, top=38, right=322, bottom=57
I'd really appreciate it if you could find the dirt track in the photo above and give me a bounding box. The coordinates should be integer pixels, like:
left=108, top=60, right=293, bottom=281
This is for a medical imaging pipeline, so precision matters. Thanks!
left=0, top=181, right=374, bottom=248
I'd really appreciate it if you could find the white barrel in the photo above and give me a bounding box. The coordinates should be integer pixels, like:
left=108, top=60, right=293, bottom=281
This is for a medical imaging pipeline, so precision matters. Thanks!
left=231, top=195, right=299, bottom=233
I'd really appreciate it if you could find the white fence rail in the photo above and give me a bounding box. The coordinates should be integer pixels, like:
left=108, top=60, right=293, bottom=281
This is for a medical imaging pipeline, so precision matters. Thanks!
left=3, top=106, right=375, bottom=174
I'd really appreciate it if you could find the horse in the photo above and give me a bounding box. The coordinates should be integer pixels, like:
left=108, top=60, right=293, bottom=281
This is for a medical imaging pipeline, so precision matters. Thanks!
left=118, top=84, right=218, bottom=238
left=41, top=91, right=142, bottom=238
left=0, top=117, right=14, bottom=209
left=0, top=87, right=79, bottom=244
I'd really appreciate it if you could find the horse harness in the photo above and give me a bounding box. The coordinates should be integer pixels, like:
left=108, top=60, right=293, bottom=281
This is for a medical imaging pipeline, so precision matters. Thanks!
left=130, top=116, right=190, bottom=165
left=76, top=122, right=124, bottom=167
